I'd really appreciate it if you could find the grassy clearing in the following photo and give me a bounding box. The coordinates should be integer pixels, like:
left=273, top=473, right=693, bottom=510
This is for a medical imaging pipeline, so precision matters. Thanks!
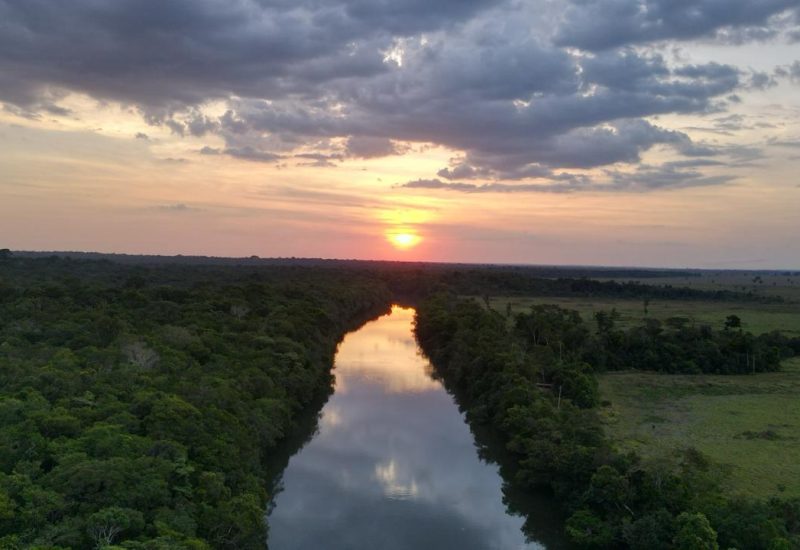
left=599, top=357, right=800, bottom=499
left=490, top=295, right=800, bottom=336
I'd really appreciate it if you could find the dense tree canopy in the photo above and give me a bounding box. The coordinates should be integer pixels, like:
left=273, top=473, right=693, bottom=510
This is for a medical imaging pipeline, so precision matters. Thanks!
left=0, top=257, right=390, bottom=548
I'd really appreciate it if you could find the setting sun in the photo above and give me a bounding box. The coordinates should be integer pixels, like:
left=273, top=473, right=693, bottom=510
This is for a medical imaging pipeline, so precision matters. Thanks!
left=387, top=231, right=422, bottom=250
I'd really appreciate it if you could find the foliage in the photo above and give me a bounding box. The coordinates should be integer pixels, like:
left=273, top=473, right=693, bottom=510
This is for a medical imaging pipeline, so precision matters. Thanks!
left=414, top=292, right=800, bottom=549
left=673, top=512, right=718, bottom=550
left=0, top=257, right=391, bottom=548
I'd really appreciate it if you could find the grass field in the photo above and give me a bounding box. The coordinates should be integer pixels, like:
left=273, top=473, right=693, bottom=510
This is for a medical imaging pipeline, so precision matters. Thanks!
left=491, top=295, right=800, bottom=336
left=599, top=357, right=800, bottom=499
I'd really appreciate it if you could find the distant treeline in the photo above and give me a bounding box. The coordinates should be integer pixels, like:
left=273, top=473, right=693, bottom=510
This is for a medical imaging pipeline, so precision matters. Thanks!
left=9, top=251, right=778, bottom=306
left=0, top=256, right=391, bottom=548
left=7, top=249, right=787, bottom=305
left=415, top=293, right=800, bottom=549
left=381, top=268, right=781, bottom=304
left=8, top=250, right=701, bottom=279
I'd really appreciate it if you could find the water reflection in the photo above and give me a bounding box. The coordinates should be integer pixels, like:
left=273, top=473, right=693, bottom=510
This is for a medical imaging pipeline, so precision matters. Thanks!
left=331, top=307, right=440, bottom=395
left=266, top=306, right=551, bottom=550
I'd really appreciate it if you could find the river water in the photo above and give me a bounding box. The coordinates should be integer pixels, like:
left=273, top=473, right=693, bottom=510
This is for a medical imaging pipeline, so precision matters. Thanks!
left=266, top=306, right=564, bottom=549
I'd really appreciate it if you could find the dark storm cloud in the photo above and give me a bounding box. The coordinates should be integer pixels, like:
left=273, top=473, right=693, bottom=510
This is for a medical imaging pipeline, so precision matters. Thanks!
left=0, top=0, right=503, bottom=113
left=555, top=0, right=799, bottom=51
left=0, top=0, right=788, bottom=192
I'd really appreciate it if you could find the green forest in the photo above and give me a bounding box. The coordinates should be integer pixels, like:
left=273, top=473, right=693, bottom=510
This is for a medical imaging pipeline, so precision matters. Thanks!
left=0, top=255, right=390, bottom=549
left=1, top=253, right=799, bottom=549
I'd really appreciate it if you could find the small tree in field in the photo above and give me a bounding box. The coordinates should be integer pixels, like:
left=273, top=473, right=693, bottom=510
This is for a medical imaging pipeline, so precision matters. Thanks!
left=724, top=314, right=742, bottom=331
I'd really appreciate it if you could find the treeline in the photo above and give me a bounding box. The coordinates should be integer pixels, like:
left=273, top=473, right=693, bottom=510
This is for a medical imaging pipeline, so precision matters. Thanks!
left=379, top=267, right=778, bottom=304
left=414, top=293, right=800, bottom=549
left=0, top=257, right=391, bottom=549
left=515, top=305, right=799, bottom=376
left=9, top=250, right=699, bottom=279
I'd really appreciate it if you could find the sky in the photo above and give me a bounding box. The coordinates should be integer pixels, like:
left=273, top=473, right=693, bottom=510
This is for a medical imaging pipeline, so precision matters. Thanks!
left=1, top=0, right=799, bottom=268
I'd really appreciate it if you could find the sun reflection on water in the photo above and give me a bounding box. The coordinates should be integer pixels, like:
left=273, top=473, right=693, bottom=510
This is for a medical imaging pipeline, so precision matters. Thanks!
left=333, top=306, right=440, bottom=394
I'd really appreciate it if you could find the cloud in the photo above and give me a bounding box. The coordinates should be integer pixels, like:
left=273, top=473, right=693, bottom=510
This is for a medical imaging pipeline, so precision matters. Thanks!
left=208, top=42, right=740, bottom=179
left=199, top=146, right=221, bottom=156
left=0, top=0, right=793, bottom=194
left=186, top=111, right=219, bottom=137
left=155, top=203, right=200, bottom=212
left=437, top=163, right=493, bottom=181
left=345, top=136, right=400, bottom=158
left=294, top=152, right=344, bottom=167
left=555, top=0, right=799, bottom=51
left=199, top=145, right=282, bottom=162
left=223, top=146, right=283, bottom=163
left=159, top=157, right=189, bottom=164
left=788, top=60, right=800, bottom=81
left=398, top=164, right=735, bottom=194
left=768, top=137, right=800, bottom=148
left=0, top=0, right=505, bottom=115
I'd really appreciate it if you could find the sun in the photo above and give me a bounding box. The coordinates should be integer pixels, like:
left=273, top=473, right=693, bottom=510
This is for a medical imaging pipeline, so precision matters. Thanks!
left=387, top=231, right=422, bottom=250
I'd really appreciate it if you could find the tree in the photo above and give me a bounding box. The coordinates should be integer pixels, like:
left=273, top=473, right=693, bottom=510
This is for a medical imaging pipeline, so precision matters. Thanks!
left=87, top=507, right=143, bottom=548
left=623, top=510, right=674, bottom=550
left=566, top=509, right=615, bottom=548
left=595, top=309, right=620, bottom=334
left=673, top=512, right=719, bottom=550
left=724, top=315, right=742, bottom=331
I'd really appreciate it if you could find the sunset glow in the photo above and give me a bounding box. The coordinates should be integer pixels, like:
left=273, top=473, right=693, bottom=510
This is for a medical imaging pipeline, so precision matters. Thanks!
left=387, top=232, right=422, bottom=250
left=0, top=1, right=798, bottom=268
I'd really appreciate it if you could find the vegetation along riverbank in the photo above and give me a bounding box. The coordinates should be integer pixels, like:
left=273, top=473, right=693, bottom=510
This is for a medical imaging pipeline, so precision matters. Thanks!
left=0, top=255, right=391, bottom=548
left=415, top=288, right=800, bottom=549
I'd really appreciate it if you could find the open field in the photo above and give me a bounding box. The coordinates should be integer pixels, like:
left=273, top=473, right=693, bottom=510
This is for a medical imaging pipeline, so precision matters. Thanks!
left=491, top=295, right=800, bottom=336
left=599, top=357, right=800, bottom=499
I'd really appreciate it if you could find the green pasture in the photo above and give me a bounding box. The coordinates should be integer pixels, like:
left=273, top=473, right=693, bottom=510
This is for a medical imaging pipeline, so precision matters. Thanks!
left=599, top=358, right=800, bottom=499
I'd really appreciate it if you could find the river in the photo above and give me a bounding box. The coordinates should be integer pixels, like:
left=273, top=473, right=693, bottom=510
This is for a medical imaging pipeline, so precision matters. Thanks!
left=266, top=306, right=567, bottom=549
